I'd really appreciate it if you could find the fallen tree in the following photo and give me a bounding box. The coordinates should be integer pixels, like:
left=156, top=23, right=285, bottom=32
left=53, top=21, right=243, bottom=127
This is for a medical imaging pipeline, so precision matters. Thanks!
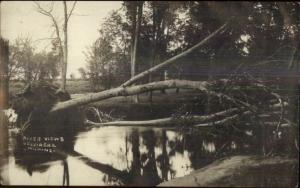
left=48, top=22, right=229, bottom=113
left=51, top=79, right=258, bottom=113
left=11, top=20, right=295, bottom=134
left=52, top=76, right=281, bottom=113
left=12, top=76, right=291, bottom=134
left=15, top=20, right=289, bottom=132
left=78, top=76, right=291, bottom=129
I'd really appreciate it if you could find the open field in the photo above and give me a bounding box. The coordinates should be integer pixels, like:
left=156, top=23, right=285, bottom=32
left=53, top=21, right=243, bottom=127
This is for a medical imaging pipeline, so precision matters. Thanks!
left=9, top=79, right=93, bottom=96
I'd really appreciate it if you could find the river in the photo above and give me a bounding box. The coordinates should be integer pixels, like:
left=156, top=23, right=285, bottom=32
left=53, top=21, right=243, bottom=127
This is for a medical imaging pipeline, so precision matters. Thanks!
left=2, top=119, right=296, bottom=186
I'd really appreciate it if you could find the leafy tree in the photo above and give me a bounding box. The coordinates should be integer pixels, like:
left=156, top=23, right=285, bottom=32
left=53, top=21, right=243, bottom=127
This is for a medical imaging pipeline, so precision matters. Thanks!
left=84, top=10, right=131, bottom=91
left=8, top=37, right=60, bottom=82
left=85, top=1, right=299, bottom=92
left=78, top=67, right=87, bottom=80
left=31, top=51, right=60, bottom=81
left=9, top=37, right=35, bottom=81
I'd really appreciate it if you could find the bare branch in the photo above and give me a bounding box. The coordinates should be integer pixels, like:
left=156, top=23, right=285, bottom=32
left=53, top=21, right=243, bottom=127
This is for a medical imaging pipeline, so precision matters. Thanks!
left=48, top=1, right=54, bottom=13
left=33, top=1, right=63, bottom=52
left=84, top=108, right=291, bottom=128
left=33, top=1, right=53, bottom=17
left=85, top=108, right=241, bottom=127
left=67, top=1, right=77, bottom=22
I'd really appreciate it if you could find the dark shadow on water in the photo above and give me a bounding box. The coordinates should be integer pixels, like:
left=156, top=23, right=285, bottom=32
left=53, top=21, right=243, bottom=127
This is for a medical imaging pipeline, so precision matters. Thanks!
left=9, top=122, right=298, bottom=186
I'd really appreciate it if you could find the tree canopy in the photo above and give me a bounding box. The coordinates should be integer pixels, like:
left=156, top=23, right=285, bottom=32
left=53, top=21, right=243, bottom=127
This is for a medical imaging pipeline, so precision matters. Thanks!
left=8, top=37, right=60, bottom=82
left=79, top=1, right=299, bottom=90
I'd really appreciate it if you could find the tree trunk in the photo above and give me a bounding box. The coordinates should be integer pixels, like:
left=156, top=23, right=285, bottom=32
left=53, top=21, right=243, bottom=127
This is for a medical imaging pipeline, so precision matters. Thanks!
left=159, top=13, right=167, bottom=95
left=131, top=2, right=143, bottom=103
left=50, top=79, right=261, bottom=113
left=130, top=130, right=141, bottom=177
left=0, top=38, right=9, bottom=185
left=149, top=3, right=157, bottom=103
left=160, top=130, right=169, bottom=181
left=130, top=4, right=137, bottom=78
left=61, top=1, right=68, bottom=91
left=0, top=39, right=9, bottom=109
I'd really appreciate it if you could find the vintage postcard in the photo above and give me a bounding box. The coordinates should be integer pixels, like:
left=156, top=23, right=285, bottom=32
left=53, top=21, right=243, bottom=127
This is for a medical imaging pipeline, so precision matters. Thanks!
left=0, top=1, right=299, bottom=186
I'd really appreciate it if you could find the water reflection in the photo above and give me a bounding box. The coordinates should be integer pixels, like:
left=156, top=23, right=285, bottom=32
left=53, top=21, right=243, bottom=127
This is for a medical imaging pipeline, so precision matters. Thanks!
left=5, top=124, right=296, bottom=186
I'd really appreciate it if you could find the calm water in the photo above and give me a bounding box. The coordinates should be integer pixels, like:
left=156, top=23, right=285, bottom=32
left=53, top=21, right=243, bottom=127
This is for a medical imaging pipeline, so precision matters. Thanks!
left=3, top=123, right=296, bottom=186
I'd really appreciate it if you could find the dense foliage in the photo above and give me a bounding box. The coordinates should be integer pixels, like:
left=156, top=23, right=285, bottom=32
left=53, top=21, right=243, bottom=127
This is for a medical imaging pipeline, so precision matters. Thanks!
left=81, top=1, right=299, bottom=89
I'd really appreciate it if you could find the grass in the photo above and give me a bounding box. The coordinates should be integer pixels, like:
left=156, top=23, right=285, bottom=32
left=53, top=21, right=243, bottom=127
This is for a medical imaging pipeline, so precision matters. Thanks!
left=64, top=80, right=92, bottom=94
left=9, top=79, right=94, bottom=96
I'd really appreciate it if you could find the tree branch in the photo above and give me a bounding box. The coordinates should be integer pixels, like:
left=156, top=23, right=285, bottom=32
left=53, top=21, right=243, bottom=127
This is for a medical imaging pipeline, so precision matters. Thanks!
left=67, top=1, right=77, bottom=22
left=33, top=1, right=53, bottom=17
left=84, top=108, right=291, bottom=128
left=84, top=108, right=240, bottom=127
left=121, top=22, right=228, bottom=87
left=33, top=1, right=63, bottom=54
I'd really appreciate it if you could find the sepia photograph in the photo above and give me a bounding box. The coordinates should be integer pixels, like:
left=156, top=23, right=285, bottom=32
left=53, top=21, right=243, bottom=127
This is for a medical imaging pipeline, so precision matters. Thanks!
left=0, top=1, right=299, bottom=186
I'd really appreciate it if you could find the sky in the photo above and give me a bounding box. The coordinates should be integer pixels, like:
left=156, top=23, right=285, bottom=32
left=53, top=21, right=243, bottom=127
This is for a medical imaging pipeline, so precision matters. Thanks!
left=1, top=1, right=122, bottom=78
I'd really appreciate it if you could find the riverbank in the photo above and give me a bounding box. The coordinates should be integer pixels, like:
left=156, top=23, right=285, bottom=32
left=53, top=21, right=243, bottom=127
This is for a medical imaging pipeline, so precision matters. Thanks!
left=6, top=81, right=299, bottom=186
left=158, top=155, right=298, bottom=187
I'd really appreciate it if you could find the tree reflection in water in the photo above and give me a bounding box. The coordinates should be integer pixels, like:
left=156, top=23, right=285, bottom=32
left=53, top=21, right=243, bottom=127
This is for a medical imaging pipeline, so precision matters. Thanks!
left=13, top=133, right=71, bottom=185
left=62, top=159, right=69, bottom=186
left=9, top=124, right=296, bottom=186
